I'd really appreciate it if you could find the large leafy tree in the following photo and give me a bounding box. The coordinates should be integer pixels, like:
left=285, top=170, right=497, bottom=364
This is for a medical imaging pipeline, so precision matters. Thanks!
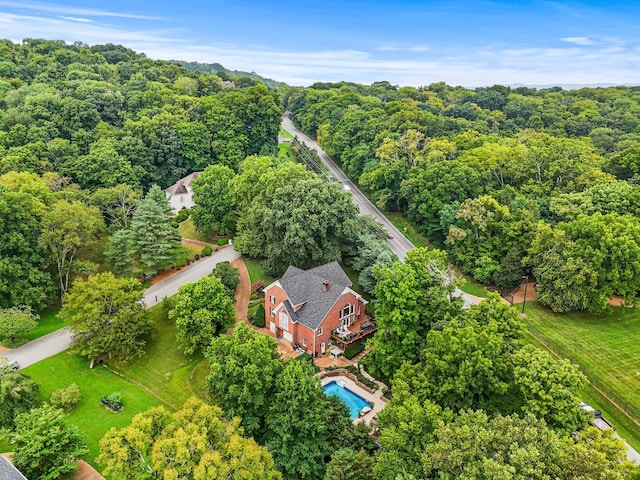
left=12, top=404, right=88, bottom=480
left=388, top=295, right=524, bottom=413
left=60, top=272, right=152, bottom=367
left=233, top=161, right=359, bottom=271
left=191, top=163, right=237, bottom=235
left=0, top=305, right=38, bottom=343
left=91, top=183, right=141, bottom=230
left=364, top=248, right=463, bottom=380
left=374, top=391, right=447, bottom=480
left=212, top=261, right=240, bottom=298
left=39, top=199, right=104, bottom=302
left=205, top=322, right=282, bottom=440
left=421, top=410, right=631, bottom=480
left=170, top=275, right=235, bottom=354
left=98, top=397, right=280, bottom=480
left=265, top=360, right=331, bottom=480
left=513, top=345, right=589, bottom=434
left=0, top=185, right=53, bottom=309
left=325, top=448, right=374, bottom=480
left=531, top=213, right=640, bottom=312
left=0, top=360, right=40, bottom=430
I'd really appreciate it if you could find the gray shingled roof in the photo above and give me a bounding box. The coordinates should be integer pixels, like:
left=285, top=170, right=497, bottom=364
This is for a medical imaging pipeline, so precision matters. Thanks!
left=0, top=457, right=28, bottom=480
left=279, top=261, right=352, bottom=330
left=164, top=171, right=202, bottom=195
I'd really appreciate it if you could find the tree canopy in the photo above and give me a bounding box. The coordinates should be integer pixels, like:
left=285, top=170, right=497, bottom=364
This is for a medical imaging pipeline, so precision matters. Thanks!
left=60, top=271, right=152, bottom=366
left=170, top=275, right=236, bottom=354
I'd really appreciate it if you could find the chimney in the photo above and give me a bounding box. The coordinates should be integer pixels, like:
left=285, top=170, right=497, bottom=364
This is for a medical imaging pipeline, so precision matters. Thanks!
left=322, top=280, right=329, bottom=292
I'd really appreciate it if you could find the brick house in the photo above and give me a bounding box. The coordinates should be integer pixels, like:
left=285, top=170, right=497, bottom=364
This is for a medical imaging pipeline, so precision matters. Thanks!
left=264, top=262, right=368, bottom=356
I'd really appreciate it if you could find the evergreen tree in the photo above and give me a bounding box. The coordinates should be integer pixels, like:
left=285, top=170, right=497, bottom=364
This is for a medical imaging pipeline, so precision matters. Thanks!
left=129, top=187, right=181, bottom=276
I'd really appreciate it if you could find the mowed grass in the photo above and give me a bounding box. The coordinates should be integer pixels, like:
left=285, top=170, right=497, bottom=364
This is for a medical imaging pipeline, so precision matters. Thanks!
left=279, top=127, right=294, bottom=139
left=244, top=258, right=278, bottom=285
left=109, top=303, right=209, bottom=409
left=523, top=302, right=640, bottom=447
left=384, top=211, right=433, bottom=249
left=459, top=276, right=489, bottom=298
left=0, top=306, right=65, bottom=347
left=3, top=304, right=209, bottom=469
left=178, top=217, right=212, bottom=243
left=20, top=352, right=164, bottom=467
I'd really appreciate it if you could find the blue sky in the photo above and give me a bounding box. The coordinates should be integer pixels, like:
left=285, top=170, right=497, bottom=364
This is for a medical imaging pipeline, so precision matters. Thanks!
left=0, top=0, right=639, bottom=87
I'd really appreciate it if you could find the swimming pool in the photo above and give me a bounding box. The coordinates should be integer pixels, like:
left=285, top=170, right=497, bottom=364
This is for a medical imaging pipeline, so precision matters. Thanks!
left=323, top=380, right=370, bottom=419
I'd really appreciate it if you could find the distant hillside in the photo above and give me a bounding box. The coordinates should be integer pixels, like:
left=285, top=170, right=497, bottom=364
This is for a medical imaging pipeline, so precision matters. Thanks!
left=174, top=61, right=287, bottom=88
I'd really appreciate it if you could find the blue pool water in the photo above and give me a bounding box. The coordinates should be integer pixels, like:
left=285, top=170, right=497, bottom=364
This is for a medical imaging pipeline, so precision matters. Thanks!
left=323, top=381, right=370, bottom=419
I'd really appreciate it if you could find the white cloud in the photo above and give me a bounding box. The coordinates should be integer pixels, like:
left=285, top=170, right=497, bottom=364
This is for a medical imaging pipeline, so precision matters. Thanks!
left=58, top=16, right=93, bottom=23
left=560, top=36, right=595, bottom=46
left=0, top=8, right=638, bottom=87
left=0, top=0, right=162, bottom=20
left=377, top=44, right=430, bottom=52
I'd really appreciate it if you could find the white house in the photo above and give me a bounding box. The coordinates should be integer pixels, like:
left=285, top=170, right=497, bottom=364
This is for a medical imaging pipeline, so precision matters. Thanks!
left=164, top=171, right=202, bottom=214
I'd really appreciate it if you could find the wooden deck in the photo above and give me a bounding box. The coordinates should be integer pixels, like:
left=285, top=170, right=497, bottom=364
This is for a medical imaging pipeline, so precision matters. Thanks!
left=331, top=315, right=377, bottom=349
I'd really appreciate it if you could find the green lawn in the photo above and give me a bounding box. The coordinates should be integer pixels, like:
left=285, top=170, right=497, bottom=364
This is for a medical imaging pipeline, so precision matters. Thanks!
left=1, top=304, right=209, bottom=469
left=1, top=306, right=65, bottom=348
left=459, top=276, right=489, bottom=298
left=109, top=303, right=208, bottom=410
left=279, top=127, right=294, bottom=139
left=178, top=218, right=212, bottom=243
left=523, top=302, right=640, bottom=448
left=17, top=352, right=165, bottom=467
left=384, top=211, right=433, bottom=249
left=278, top=142, right=295, bottom=161
left=244, top=258, right=278, bottom=285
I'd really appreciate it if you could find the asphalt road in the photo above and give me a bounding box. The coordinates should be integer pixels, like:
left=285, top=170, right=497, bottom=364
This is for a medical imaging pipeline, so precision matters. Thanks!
left=282, top=115, right=414, bottom=261
left=143, top=245, right=240, bottom=307
left=282, top=115, right=478, bottom=308
left=1, top=246, right=241, bottom=370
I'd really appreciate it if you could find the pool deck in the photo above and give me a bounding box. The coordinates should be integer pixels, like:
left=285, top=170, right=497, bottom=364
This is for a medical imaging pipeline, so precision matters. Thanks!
left=320, top=374, right=387, bottom=425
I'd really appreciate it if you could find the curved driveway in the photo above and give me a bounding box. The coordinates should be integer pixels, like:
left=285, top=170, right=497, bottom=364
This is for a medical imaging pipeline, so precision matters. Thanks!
left=2, top=246, right=240, bottom=370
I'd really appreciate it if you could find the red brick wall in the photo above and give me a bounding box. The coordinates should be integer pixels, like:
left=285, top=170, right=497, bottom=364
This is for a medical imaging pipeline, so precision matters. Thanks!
left=264, top=283, right=291, bottom=338
left=297, top=289, right=366, bottom=355
left=264, top=284, right=366, bottom=355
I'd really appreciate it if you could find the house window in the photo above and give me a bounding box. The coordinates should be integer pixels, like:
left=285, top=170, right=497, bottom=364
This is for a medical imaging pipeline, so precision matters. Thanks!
left=269, top=307, right=275, bottom=318
left=317, top=327, right=323, bottom=336
left=279, top=310, right=289, bottom=330
left=180, top=196, right=184, bottom=203
left=302, top=338, right=307, bottom=347
left=340, top=303, right=354, bottom=326
left=270, top=295, right=275, bottom=304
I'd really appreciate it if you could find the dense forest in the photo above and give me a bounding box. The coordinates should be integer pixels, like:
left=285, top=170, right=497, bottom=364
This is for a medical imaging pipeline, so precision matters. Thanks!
left=284, top=81, right=640, bottom=312
left=2, top=39, right=640, bottom=480
left=0, top=38, right=282, bottom=309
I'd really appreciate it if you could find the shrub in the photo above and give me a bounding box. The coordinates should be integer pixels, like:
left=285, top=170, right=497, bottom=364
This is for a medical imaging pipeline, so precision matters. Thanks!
left=202, top=246, right=212, bottom=257
left=175, top=257, right=187, bottom=269
left=344, top=342, right=365, bottom=360
left=171, top=220, right=179, bottom=229
left=252, top=303, right=266, bottom=328
left=217, top=238, right=228, bottom=246
left=175, top=208, right=190, bottom=223
left=213, top=261, right=240, bottom=298
left=102, top=392, right=123, bottom=411
left=194, top=253, right=200, bottom=261
left=252, top=280, right=265, bottom=293
left=50, top=383, right=81, bottom=410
